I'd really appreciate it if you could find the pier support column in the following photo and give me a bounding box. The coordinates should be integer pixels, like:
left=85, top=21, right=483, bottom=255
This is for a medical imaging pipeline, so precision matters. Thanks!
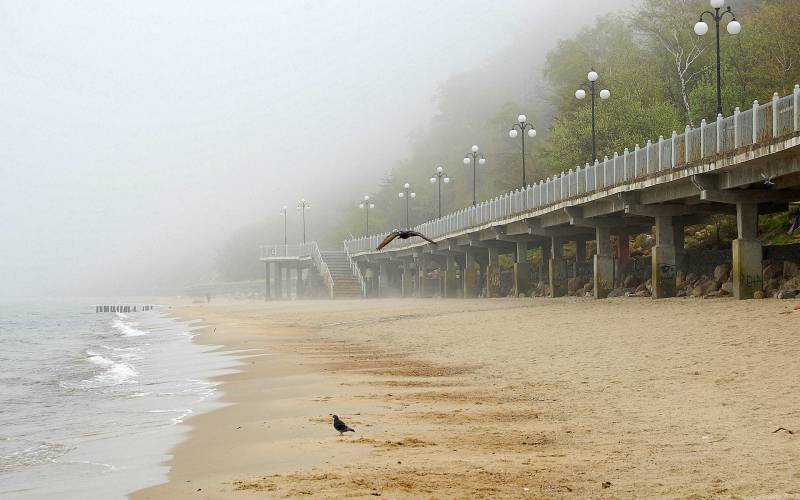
left=733, top=203, right=763, bottom=299
left=401, top=261, right=415, bottom=298
left=378, top=262, right=390, bottom=297
left=417, top=255, right=430, bottom=298
left=652, top=216, right=677, bottom=299
left=594, top=227, right=614, bottom=299
left=264, top=262, right=271, bottom=300
left=673, top=222, right=687, bottom=275
left=295, top=264, right=305, bottom=299
left=549, top=237, right=567, bottom=297
left=540, top=240, right=551, bottom=285
left=513, top=241, right=531, bottom=297
left=486, top=247, right=502, bottom=298
left=443, top=254, right=459, bottom=298
left=463, top=249, right=479, bottom=298
left=274, top=263, right=284, bottom=299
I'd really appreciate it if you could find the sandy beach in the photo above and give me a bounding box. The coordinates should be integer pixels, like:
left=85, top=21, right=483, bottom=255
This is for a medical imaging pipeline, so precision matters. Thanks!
left=132, top=298, right=800, bottom=499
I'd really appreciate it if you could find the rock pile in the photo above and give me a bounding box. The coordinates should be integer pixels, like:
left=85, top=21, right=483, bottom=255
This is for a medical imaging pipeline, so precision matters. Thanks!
left=762, top=260, right=800, bottom=299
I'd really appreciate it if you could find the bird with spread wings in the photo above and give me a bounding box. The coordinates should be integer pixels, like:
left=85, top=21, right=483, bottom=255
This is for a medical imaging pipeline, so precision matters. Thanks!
left=376, top=229, right=436, bottom=250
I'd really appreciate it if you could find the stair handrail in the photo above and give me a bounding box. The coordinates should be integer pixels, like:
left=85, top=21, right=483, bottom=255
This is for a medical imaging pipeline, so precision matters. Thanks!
left=309, top=242, right=335, bottom=298
left=343, top=241, right=366, bottom=297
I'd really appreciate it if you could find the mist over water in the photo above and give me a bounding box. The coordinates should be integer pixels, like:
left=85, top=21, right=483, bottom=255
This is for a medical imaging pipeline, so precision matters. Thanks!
left=0, top=0, right=630, bottom=298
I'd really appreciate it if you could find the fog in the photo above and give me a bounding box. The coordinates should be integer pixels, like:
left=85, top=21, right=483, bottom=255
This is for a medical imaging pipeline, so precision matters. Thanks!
left=0, top=0, right=631, bottom=298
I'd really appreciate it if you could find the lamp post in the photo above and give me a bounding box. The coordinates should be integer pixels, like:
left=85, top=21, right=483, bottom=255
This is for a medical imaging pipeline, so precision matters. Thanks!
left=463, top=145, right=486, bottom=206
left=397, top=183, right=416, bottom=229
left=279, top=205, right=288, bottom=255
left=508, top=115, right=537, bottom=188
left=359, top=195, right=375, bottom=235
left=429, top=166, right=450, bottom=218
left=694, top=0, right=741, bottom=116
left=296, top=198, right=310, bottom=245
left=575, top=68, right=610, bottom=164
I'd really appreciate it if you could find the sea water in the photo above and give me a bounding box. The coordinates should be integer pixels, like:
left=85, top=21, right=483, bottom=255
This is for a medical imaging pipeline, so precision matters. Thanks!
left=0, top=300, right=240, bottom=499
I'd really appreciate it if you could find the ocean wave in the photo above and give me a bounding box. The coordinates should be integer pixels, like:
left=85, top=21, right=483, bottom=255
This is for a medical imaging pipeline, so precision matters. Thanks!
left=81, top=351, right=139, bottom=386
left=110, top=319, right=146, bottom=337
left=0, top=439, right=72, bottom=472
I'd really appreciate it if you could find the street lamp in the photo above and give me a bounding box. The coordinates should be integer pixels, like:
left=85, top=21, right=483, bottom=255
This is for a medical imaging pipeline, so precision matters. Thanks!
left=279, top=205, right=288, bottom=255
left=296, top=198, right=310, bottom=245
left=463, top=145, right=486, bottom=206
left=694, top=0, right=741, bottom=116
left=397, top=182, right=416, bottom=229
left=509, top=115, right=537, bottom=188
left=358, top=195, right=375, bottom=235
left=429, top=166, right=450, bottom=218
left=575, top=68, right=610, bottom=163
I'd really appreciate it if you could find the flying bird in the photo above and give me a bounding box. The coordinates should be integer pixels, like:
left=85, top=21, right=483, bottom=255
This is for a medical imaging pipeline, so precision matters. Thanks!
left=330, top=414, right=355, bottom=435
left=376, top=229, right=436, bottom=250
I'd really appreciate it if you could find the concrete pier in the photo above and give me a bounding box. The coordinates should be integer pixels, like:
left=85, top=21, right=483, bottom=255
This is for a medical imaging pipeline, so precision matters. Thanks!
left=549, top=237, right=567, bottom=298
left=652, top=216, right=677, bottom=299
left=274, top=263, right=284, bottom=299
left=593, top=226, right=614, bottom=299
left=513, top=241, right=531, bottom=297
left=486, top=247, right=502, bottom=298
left=732, top=203, right=763, bottom=299
left=443, top=254, right=459, bottom=298
left=401, top=261, right=415, bottom=297
left=463, top=249, right=478, bottom=298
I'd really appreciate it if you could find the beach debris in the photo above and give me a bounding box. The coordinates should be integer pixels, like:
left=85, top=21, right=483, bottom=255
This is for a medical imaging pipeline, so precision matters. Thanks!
left=331, top=414, right=356, bottom=435
left=602, top=481, right=612, bottom=489
left=376, top=229, right=436, bottom=250
left=772, top=427, right=794, bottom=434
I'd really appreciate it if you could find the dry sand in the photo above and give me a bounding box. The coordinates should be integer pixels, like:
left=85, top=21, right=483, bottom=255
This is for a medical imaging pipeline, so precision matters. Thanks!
left=132, top=297, right=800, bottom=499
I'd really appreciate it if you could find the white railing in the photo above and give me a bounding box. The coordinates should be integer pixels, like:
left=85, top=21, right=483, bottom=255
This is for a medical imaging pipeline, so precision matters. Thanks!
left=344, top=86, right=800, bottom=255
left=308, top=243, right=335, bottom=298
left=343, top=241, right=366, bottom=296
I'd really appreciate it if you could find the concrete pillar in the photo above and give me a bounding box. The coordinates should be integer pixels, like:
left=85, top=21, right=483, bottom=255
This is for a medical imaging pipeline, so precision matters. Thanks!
left=463, top=249, right=479, bottom=298
left=513, top=241, right=531, bottom=297
left=264, top=262, right=271, bottom=300
left=378, top=262, right=390, bottom=297
left=274, top=263, right=284, bottom=299
left=401, top=262, right=414, bottom=298
left=540, top=240, right=551, bottom=284
left=417, top=255, right=429, bottom=298
left=443, top=254, right=459, bottom=298
left=486, top=247, right=502, bottom=297
left=594, top=226, right=614, bottom=299
left=652, top=216, right=677, bottom=299
left=295, top=264, right=305, bottom=299
left=673, top=222, right=686, bottom=273
left=732, top=203, right=763, bottom=299
left=549, top=237, right=567, bottom=297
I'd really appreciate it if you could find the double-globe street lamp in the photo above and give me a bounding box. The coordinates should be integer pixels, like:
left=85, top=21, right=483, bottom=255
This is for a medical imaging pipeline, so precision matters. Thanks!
left=694, top=0, right=741, bottom=116
left=397, top=183, right=416, bottom=229
left=509, top=116, right=537, bottom=188
left=575, top=68, right=611, bottom=164
left=463, top=145, right=486, bottom=206
left=359, top=195, right=375, bottom=235
left=429, top=166, right=450, bottom=218
left=296, top=198, right=310, bottom=245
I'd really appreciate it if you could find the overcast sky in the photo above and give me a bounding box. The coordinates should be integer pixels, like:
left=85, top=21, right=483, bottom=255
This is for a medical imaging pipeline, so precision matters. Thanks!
left=0, top=0, right=631, bottom=298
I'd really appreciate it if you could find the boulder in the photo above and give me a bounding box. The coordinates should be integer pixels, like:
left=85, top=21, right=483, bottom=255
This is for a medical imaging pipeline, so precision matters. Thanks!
left=583, top=282, right=594, bottom=293
left=691, top=286, right=704, bottom=298
left=714, top=263, right=731, bottom=282
left=685, top=273, right=698, bottom=285
left=634, top=283, right=648, bottom=294
left=623, top=275, right=639, bottom=288
left=704, top=291, right=720, bottom=298
left=753, top=291, right=765, bottom=299
left=635, top=289, right=652, bottom=297
left=777, top=290, right=798, bottom=299
left=780, top=276, right=800, bottom=293
left=784, top=261, right=800, bottom=280
left=763, top=263, right=783, bottom=281
left=676, top=271, right=686, bottom=288
left=568, top=277, right=586, bottom=294
left=608, top=288, right=625, bottom=298
left=720, top=280, right=734, bottom=296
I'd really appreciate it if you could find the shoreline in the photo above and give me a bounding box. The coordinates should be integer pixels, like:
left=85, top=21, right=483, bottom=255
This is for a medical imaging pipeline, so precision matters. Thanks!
left=134, top=297, right=800, bottom=498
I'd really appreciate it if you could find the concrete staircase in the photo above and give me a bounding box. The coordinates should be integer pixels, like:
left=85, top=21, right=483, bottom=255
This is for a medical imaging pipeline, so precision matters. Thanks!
left=320, top=251, right=364, bottom=299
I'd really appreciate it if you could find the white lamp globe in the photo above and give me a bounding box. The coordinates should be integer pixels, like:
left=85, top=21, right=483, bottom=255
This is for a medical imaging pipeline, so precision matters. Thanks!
left=509, top=129, right=518, bottom=138
left=710, top=0, right=724, bottom=8
left=478, top=158, right=486, bottom=165
left=600, top=89, right=611, bottom=100
left=444, top=177, right=450, bottom=184
left=404, top=182, right=410, bottom=189
left=528, top=129, right=537, bottom=138
left=410, top=192, right=416, bottom=198
left=463, top=157, right=471, bottom=165
left=471, top=145, right=479, bottom=153
left=364, top=195, right=369, bottom=201
left=517, top=114, right=527, bottom=123
left=588, top=70, right=598, bottom=82
left=436, top=166, right=443, bottom=173
left=282, top=205, right=287, bottom=210
left=727, top=19, right=741, bottom=34
left=370, top=203, right=374, bottom=209
left=694, top=20, right=709, bottom=35
left=359, top=203, right=364, bottom=209
left=398, top=192, right=404, bottom=198
left=575, top=89, right=586, bottom=100
left=430, top=177, right=436, bottom=184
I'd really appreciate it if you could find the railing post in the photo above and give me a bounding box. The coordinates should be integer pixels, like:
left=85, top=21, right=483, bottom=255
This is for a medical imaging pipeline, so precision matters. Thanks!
left=658, top=136, right=664, bottom=171
left=752, top=100, right=759, bottom=144
left=772, top=92, right=779, bottom=138
left=671, top=131, right=677, bottom=168
left=794, top=84, right=800, bottom=132
left=633, top=145, right=639, bottom=177
left=733, top=107, right=740, bottom=148
left=716, top=114, right=722, bottom=153
left=622, top=148, right=629, bottom=179
left=684, top=125, right=691, bottom=163
left=700, top=119, right=706, bottom=158
left=645, top=140, right=652, bottom=173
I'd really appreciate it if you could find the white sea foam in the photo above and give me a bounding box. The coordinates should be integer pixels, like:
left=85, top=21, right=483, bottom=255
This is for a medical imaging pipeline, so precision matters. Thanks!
left=111, top=319, right=146, bottom=337
left=84, top=351, right=138, bottom=386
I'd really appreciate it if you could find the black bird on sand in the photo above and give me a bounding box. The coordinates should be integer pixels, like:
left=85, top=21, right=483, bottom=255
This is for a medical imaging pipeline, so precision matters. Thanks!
left=330, top=414, right=355, bottom=435
left=376, top=229, right=436, bottom=250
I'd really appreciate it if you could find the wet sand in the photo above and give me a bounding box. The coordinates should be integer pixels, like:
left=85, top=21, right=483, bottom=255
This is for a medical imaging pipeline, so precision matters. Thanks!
left=132, top=297, right=800, bottom=499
